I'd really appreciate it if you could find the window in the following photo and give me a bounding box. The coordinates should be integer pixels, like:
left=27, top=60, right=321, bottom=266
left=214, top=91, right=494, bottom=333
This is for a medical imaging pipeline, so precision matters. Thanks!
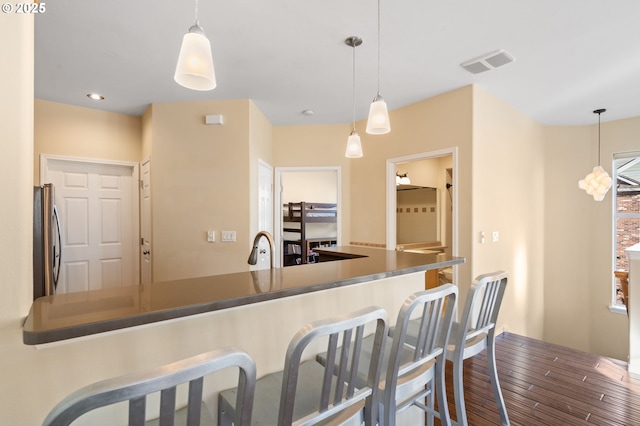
left=613, top=153, right=640, bottom=309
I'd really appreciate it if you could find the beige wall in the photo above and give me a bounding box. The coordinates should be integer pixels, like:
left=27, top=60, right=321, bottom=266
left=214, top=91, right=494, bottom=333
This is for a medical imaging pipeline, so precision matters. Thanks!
left=141, top=105, right=152, bottom=160
left=248, top=101, right=274, bottom=242
left=149, top=100, right=254, bottom=281
left=272, top=86, right=547, bottom=341
left=471, top=86, right=546, bottom=339
left=34, top=99, right=142, bottom=184
left=350, top=87, right=475, bottom=304
left=0, top=12, right=33, bottom=327
left=543, top=117, right=640, bottom=359
left=399, top=157, right=443, bottom=187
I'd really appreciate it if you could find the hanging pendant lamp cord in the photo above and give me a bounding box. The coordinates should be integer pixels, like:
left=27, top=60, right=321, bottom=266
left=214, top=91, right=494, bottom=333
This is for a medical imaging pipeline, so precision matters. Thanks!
left=598, top=111, right=601, bottom=166
left=352, top=43, right=357, bottom=132
left=194, top=0, right=199, bottom=25
left=376, top=0, right=381, bottom=95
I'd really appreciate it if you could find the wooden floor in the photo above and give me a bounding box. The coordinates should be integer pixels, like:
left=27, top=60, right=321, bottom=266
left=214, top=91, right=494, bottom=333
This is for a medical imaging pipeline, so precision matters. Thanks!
left=435, top=332, right=640, bottom=425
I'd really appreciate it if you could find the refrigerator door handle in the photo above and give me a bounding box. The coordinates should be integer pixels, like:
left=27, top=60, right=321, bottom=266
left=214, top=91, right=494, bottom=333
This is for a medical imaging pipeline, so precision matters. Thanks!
left=53, top=205, right=62, bottom=289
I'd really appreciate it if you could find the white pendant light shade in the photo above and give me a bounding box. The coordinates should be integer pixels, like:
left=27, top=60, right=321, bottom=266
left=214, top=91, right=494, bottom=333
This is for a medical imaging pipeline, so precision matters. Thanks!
left=345, top=131, right=363, bottom=158
left=366, top=0, right=391, bottom=135
left=578, top=165, right=612, bottom=201
left=174, top=25, right=216, bottom=91
left=345, top=36, right=364, bottom=159
left=366, top=94, right=391, bottom=134
left=578, top=108, right=611, bottom=201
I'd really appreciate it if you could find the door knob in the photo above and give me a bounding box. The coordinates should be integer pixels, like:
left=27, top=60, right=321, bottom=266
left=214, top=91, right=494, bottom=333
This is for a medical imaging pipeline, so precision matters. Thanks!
left=143, top=250, right=150, bottom=255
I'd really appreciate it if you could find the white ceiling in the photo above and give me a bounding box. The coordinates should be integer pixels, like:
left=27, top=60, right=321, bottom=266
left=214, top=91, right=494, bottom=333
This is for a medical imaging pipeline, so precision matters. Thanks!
left=34, top=0, right=640, bottom=127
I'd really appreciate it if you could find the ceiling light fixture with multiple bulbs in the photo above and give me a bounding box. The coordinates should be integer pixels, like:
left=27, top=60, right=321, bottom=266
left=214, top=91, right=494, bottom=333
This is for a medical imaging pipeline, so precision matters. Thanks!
left=578, top=108, right=612, bottom=201
left=366, top=0, right=391, bottom=135
left=396, top=172, right=410, bottom=185
left=174, top=0, right=216, bottom=91
left=345, top=36, right=364, bottom=159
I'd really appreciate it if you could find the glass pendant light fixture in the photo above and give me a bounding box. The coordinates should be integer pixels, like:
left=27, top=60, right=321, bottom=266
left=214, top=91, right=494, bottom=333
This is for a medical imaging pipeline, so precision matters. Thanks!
left=578, top=108, right=612, bottom=201
left=345, top=36, right=364, bottom=158
left=174, top=0, right=216, bottom=91
left=366, top=0, right=391, bottom=135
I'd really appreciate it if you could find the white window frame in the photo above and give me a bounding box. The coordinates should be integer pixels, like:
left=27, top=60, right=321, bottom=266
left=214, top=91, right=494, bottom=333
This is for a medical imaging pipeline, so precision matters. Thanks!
left=610, top=151, right=640, bottom=314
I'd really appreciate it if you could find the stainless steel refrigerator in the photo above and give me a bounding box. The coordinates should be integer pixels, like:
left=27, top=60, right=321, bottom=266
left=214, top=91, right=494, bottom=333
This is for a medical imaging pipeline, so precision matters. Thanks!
left=33, top=183, right=61, bottom=299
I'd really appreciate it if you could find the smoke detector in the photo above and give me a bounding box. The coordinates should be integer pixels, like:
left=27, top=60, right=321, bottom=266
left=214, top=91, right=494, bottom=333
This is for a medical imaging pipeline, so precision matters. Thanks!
left=460, top=49, right=515, bottom=74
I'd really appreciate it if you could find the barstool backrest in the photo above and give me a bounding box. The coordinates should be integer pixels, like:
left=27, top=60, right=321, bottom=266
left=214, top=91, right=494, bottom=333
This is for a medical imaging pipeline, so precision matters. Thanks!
left=42, top=347, right=256, bottom=426
left=384, top=284, right=458, bottom=406
left=279, top=306, right=388, bottom=426
left=455, top=270, right=508, bottom=354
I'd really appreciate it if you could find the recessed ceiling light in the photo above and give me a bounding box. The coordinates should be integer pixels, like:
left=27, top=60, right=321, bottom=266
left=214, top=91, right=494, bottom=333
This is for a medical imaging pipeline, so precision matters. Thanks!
left=86, top=93, right=105, bottom=101
left=301, top=109, right=314, bottom=116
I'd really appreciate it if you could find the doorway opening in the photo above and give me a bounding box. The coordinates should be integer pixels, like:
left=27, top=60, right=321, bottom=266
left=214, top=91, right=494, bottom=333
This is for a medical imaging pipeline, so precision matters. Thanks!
left=274, top=167, right=342, bottom=268
left=386, top=148, right=458, bottom=283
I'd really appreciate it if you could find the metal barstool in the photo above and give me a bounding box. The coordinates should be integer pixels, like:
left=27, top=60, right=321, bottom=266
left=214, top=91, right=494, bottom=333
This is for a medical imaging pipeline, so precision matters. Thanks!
left=218, top=306, right=389, bottom=426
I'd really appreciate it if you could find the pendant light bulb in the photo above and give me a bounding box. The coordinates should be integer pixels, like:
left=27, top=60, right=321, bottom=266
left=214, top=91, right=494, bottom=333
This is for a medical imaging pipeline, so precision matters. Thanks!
left=345, top=131, right=363, bottom=158
left=366, top=94, right=390, bottom=134
left=366, top=0, right=391, bottom=135
left=345, top=36, right=363, bottom=158
left=174, top=0, right=216, bottom=91
left=578, top=108, right=612, bottom=201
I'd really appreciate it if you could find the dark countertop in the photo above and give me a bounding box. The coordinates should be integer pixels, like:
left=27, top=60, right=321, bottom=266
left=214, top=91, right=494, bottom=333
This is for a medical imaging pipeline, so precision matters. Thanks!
left=23, top=246, right=465, bottom=345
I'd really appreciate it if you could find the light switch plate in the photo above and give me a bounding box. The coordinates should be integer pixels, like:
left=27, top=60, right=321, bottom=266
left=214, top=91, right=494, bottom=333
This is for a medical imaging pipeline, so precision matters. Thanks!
left=207, top=230, right=215, bottom=243
left=221, top=231, right=236, bottom=242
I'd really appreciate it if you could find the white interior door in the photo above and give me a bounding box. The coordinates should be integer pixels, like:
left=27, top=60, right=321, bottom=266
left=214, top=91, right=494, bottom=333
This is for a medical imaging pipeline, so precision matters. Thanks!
left=43, top=156, right=139, bottom=293
left=140, top=158, right=151, bottom=284
left=257, top=161, right=274, bottom=270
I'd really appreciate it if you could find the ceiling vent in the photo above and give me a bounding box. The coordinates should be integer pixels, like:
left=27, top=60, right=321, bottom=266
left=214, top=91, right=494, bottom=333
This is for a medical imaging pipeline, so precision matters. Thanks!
left=460, top=49, right=515, bottom=74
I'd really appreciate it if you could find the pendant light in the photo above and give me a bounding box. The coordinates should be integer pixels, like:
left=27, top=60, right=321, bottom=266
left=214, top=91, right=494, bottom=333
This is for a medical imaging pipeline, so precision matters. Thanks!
left=174, top=0, right=216, bottom=91
left=578, top=108, right=612, bottom=201
left=345, top=36, right=363, bottom=158
left=366, top=0, right=391, bottom=135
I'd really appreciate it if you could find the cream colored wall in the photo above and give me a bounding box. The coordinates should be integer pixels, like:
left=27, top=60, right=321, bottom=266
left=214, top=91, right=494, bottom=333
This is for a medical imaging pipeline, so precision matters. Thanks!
left=282, top=171, right=338, bottom=202
left=34, top=99, right=142, bottom=184
left=149, top=100, right=253, bottom=281
left=273, top=87, right=474, bottom=310
left=543, top=125, right=593, bottom=352
left=543, top=117, right=640, bottom=360
left=399, top=158, right=441, bottom=187
left=471, top=86, right=546, bottom=339
left=141, top=105, right=152, bottom=160
left=273, top=123, right=353, bottom=243
left=248, top=101, right=274, bottom=241
left=352, top=87, right=474, bottom=301
left=0, top=12, right=33, bottom=327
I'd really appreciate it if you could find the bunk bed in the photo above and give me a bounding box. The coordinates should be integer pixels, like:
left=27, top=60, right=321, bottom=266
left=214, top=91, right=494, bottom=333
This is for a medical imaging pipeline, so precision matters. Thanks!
left=282, top=202, right=337, bottom=266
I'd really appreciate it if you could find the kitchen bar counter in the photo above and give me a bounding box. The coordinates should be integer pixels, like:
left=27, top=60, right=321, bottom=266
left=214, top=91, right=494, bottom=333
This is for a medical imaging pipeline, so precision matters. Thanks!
left=23, top=246, right=464, bottom=345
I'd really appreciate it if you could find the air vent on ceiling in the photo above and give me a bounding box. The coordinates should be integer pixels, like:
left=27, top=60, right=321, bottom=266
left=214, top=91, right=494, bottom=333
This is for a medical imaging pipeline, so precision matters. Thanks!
left=460, top=49, right=515, bottom=74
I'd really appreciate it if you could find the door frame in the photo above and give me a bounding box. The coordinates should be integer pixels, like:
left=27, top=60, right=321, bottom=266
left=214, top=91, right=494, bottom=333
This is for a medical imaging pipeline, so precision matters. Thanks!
left=386, top=147, right=458, bottom=256
left=140, top=157, right=151, bottom=284
left=40, top=154, right=141, bottom=286
left=256, top=159, right=274, bottom=270
left=274, top=166, right=342, bottom=268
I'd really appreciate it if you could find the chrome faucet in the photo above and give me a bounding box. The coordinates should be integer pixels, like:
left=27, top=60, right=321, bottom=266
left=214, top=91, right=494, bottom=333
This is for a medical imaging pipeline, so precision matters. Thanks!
left=248, top=231, right=275, bottom=269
